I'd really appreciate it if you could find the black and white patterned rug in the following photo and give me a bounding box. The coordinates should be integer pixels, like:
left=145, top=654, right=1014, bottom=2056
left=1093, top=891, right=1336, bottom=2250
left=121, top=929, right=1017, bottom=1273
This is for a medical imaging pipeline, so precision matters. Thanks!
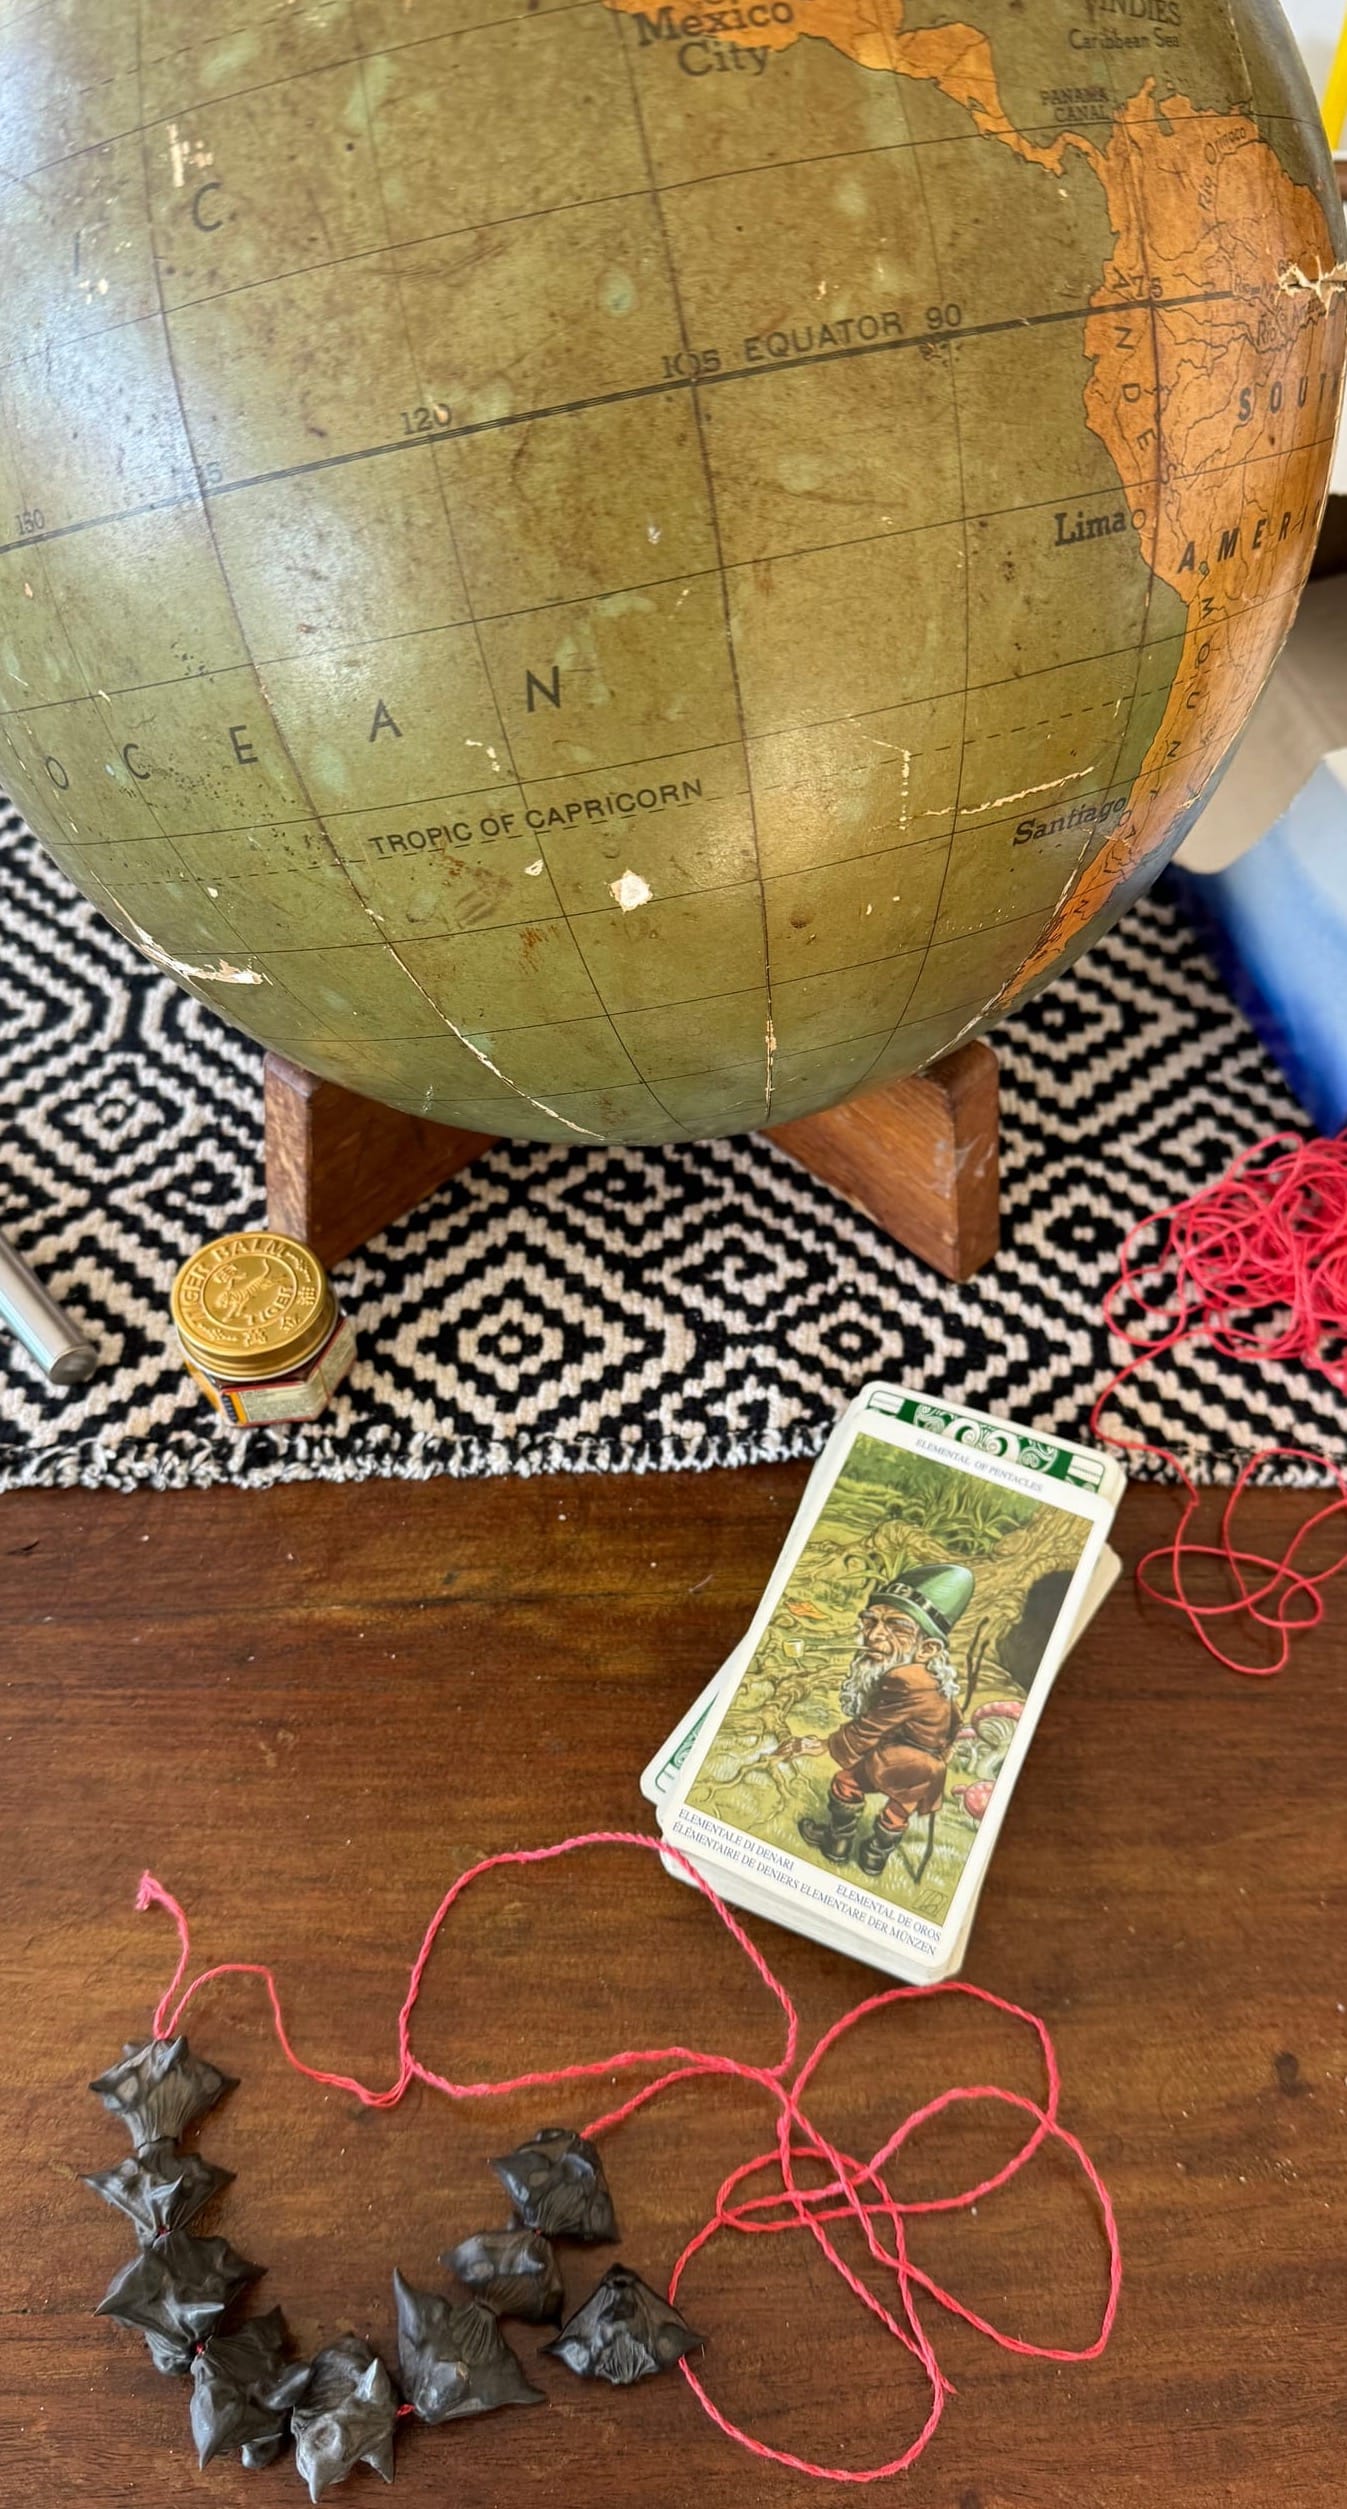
left=0, top=797, right=1337, bottom=1491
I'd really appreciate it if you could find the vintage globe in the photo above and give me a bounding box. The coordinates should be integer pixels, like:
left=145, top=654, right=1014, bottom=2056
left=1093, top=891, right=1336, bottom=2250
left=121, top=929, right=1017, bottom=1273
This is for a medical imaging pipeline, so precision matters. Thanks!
left=0, top=2, right=1343, bottom=1145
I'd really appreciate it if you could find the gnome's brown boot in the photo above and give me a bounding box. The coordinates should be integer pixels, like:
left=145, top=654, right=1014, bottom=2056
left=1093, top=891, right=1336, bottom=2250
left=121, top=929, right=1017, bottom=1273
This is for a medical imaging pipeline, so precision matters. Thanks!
left=858, top=1814, right=907, bottom=1877
left=798, top=1796, right=861, bottom=1865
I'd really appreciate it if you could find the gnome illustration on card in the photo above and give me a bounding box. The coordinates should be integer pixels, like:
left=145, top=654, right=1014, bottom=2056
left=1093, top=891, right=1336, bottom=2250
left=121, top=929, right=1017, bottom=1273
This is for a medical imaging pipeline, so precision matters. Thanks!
left=777, top=1563, right=972, bottom=1881
left=666, top=1408, right=1110, bottom=1961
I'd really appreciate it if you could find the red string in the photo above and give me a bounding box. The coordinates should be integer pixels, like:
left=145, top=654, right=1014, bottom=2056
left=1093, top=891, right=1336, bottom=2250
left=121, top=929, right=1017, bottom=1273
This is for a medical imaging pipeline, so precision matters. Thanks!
left=133, top=1837, right=1119, bottom=2484
left=1090, top=1129, right=1347, bottom=1675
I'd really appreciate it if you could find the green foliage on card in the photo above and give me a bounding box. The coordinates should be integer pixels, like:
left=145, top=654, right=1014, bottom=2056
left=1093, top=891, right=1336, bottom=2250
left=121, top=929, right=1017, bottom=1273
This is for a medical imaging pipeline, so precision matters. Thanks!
left=845, top=1436, right=1041, bottom=1557
left=683, top=1433, right=1088, bottom=1927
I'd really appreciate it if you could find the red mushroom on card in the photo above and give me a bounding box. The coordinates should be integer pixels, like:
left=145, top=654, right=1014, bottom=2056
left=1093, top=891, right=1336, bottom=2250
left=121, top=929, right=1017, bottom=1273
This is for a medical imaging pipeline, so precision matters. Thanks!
left=970, top=1700, right=1023, bottom=1743
left=950, top=1699, right=1022, bottom=1793
left=952, top=1781, right=995, bottom=1824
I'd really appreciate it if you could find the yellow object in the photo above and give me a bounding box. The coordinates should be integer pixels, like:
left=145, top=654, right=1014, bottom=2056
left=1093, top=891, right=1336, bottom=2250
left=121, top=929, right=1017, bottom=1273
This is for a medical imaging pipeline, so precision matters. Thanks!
left=171, top=1232, right=355, bottom=1424
left=1325, top=8, right=1347, bottom=150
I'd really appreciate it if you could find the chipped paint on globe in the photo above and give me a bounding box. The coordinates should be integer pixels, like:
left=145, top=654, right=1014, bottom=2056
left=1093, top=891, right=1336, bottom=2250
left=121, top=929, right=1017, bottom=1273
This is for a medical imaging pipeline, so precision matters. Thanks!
left=0, top=0, right=1343, bottom=1145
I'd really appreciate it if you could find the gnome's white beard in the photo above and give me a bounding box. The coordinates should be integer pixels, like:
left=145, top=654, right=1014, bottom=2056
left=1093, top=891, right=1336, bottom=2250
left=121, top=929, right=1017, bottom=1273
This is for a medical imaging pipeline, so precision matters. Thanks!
left=839, top=1649, right=890, bottom=1718
left=930, top=1650, right=961, bottom=1704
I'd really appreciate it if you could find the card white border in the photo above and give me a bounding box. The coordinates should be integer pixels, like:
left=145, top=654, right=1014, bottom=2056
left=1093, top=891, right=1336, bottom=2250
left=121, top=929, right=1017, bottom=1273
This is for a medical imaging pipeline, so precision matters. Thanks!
left=659, top=1379, right=1118, bottom=1969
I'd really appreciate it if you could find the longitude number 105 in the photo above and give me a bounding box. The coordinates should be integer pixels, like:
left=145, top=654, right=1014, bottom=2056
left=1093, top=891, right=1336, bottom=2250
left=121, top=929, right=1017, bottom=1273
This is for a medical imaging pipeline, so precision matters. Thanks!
left=662, top=349, right=721, bottom=380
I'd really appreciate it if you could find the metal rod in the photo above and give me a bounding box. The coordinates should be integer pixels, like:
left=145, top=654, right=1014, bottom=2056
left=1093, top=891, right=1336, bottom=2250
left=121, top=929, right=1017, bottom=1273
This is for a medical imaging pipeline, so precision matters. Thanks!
left=0, top=1231, right=99, bottom=1384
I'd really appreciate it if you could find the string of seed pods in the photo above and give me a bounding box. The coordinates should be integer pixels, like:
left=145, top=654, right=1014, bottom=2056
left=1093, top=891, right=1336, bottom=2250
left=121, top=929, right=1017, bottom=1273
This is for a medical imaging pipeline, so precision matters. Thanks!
left=85, top=2036, right=702, bottom=2498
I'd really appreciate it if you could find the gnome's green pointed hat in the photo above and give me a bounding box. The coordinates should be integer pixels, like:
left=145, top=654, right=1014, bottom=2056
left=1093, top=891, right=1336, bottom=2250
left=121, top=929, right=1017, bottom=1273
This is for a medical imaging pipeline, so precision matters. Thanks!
left=868, top=1563, right=974, bottom=1644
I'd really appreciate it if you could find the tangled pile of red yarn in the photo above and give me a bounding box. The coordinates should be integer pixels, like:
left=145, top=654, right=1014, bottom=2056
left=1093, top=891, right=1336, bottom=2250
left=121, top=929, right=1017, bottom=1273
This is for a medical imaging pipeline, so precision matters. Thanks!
left=135, top=1837, right=1120, bottom=2484
left=1091, top=1128, right=1347, bottom=1675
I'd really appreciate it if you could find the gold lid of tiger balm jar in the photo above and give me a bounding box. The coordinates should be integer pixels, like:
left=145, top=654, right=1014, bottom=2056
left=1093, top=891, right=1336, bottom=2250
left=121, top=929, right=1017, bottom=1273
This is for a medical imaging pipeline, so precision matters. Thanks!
left=171, top=1231, right=335, bottom=1383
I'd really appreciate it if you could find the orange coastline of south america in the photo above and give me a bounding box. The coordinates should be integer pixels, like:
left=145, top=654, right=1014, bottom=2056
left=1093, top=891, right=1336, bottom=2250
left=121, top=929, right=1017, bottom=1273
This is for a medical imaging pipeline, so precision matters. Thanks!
left=603, top=0, right=1347, bottom=991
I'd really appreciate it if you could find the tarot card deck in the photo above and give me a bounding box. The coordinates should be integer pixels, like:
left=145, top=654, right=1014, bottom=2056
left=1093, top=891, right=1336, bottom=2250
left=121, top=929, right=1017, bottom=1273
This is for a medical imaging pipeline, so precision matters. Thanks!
left=646, top=1383, right=1124, bottom=1984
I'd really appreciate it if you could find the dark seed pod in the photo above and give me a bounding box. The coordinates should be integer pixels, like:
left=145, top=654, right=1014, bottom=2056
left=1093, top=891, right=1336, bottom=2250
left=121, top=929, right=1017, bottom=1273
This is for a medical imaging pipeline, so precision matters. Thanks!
left=95, top=2228, right=262, bottom=2375
left=189, top=2307, right=309, bottom=2469
left=82, top=2138, right=233, bottom=2242
left=489, top=2126, right=617, bottom=2242
left=89, top=2037, right=236, bottom=2151
left=443, top=2228, right=564, bottom=2324
left=393, top=2273, right=543, bottom=2423
left=544, top=2265, right=703, bottom=2386
left=291, top=2337, right=397, bottom=2501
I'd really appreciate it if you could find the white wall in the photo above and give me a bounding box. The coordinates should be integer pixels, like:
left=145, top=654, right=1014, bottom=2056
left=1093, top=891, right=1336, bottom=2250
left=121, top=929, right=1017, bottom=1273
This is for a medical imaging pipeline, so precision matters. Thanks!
left=1282, top=0, right=1343, bottom=103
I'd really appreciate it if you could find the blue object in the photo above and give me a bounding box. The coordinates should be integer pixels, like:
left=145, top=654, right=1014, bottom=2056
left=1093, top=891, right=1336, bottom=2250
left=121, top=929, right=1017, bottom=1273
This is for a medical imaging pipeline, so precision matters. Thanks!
left=1169, top=753, right=1347, bottom=1137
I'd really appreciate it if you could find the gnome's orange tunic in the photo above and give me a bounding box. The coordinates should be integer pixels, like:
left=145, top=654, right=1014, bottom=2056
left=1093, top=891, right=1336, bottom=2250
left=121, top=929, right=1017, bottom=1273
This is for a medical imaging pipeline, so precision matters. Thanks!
left=827, top=1658, right=960, bottom=1819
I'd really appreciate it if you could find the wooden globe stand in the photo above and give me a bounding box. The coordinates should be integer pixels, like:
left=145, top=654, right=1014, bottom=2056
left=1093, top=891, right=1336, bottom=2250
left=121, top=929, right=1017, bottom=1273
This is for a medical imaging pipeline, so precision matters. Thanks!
left=263, top=1041, right=1001, bottom=1283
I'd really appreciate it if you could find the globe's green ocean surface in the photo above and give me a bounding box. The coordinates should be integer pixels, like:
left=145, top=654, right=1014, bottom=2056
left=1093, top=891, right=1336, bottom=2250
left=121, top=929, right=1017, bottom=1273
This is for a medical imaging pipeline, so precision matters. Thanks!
left=0, top=0, right=1342, bottom=1141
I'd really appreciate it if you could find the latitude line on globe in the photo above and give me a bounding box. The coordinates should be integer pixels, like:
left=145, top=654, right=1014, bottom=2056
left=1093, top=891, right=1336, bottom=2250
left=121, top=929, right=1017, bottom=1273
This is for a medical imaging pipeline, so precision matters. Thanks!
left=3, top=0, right=603, bottom=195
left=0, top=287, right=1237, bottom=565
left=0, top=5, right=1341, bottom=1174
left=4, top=53, right=1323, bottom=201
left=14, top=759, right=1202, bottom=935
left=0, top=573, right=1313, bottom=816
left=2, top=412, right=1333, bottom=738
left=13, top=403, right=1329, bottom=717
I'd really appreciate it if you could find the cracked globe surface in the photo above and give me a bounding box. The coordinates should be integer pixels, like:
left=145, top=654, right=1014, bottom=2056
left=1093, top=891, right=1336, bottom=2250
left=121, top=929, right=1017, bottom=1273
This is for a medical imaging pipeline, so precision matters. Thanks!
left=0, top=0, right=1343, bottom=1144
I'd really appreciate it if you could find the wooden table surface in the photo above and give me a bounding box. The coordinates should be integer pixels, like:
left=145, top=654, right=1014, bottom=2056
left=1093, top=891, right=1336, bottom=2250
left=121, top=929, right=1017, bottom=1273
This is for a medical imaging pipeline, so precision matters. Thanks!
left=2, top=1467, right=1344, bottom=2508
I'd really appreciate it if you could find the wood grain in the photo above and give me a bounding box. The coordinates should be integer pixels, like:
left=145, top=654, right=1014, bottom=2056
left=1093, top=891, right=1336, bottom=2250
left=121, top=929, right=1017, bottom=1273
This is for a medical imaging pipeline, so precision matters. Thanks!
left=1, top=1467, right=1343, bottom=2507
left=263, top=1041, right=1001, bottom=1279
left=765, top=1044, right=1001, bottom=1281
left=264, top=1052, right=496, bottom=1270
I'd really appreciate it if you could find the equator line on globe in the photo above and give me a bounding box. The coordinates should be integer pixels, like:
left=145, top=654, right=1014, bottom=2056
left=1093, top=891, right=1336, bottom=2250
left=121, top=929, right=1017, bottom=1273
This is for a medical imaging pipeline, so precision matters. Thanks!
left=0, top=0, right=1342, bottom=1144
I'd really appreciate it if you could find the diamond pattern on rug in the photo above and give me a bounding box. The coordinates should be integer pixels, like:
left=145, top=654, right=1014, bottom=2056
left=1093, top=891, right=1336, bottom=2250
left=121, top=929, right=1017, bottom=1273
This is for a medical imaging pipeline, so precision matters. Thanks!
left=0, top=802, right=1336, bottom=1491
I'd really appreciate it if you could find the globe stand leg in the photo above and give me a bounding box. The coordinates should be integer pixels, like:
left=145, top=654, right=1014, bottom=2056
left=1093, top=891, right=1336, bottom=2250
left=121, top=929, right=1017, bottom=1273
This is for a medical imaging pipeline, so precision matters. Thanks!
left=263, top=1039, right=1000, bottom=1282
left=263, top=1052, right=498, bottom=1271
left=762, top=1040, right=1000, bottom=1283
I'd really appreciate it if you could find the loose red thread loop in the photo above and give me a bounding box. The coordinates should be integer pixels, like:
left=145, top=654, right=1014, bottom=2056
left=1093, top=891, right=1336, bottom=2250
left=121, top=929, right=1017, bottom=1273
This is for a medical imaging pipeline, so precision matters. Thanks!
left=134, top=1838, right=1119, bottom=2483
left=1090, top=1129, right=1347, bottom=1675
